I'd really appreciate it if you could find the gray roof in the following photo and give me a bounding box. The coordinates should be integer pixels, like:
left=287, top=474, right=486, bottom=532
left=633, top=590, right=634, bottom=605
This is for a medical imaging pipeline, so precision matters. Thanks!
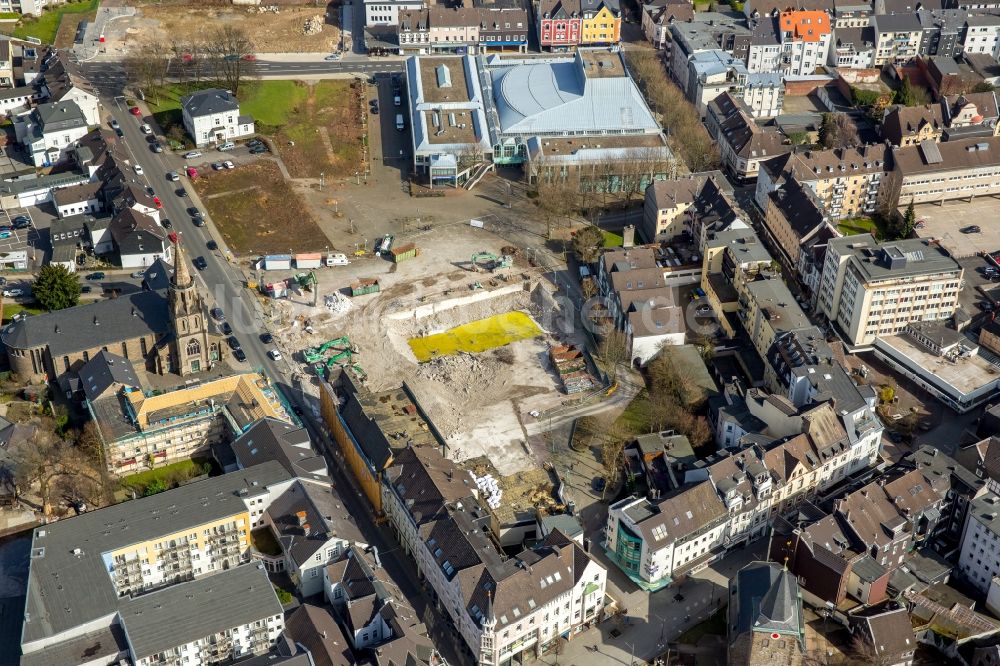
left=21, top=462, right=292, bottom=646
left=731, top=562, right=803, bottom=639
left=233, top=417, right=328, bottom=483
left=0, top=170, right=89, bottom=197
left=489, top=50, right=660, bottom=136
left=119, top=564, right=282, bottom=660
left=873, top=12, right=923, bottom=32
left=265, top=480, right=366, bottom=567
left=539, top=513, right=585, bottom=540
left=0, top=290, right=172, bottom=356
left=79, top=349, right=140, bottom=402
left=826, top=234, right=962, bottom=283
left=181, top=88, right=240, bottom=119
left=852, top=555, right=888, bottom=582
left=34, top=99, right=87, bottom=132
left=142, top=258, right=174, bottom=292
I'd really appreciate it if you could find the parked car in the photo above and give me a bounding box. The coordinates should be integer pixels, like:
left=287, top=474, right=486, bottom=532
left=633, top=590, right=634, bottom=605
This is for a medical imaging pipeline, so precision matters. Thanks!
left=260, top=332, right=274, bottom=344
left=184, top=151, right=202, bottom=159
left=81, top=285, right=92, bottom=294
left=110, top=118, right=120, bottom=129
left=227, top=336, right=241, bottom=351
left=218, top=142, right=235, bottom=152
left=206, top=240, right=218, bottom=251
left=211, top=307, right=225, bottom=320
left=129, top=106, right=142, bottom=116
left=86, top=272, right=105, bottom=280
left=2, top=288, right=23, bottom=297
left=161, top=218, right=172, bottom=229
left=234, top=348, right=247, bottom=362
left=187, top=207, right=203, bottom=219
left=150, top=142, right=163, bottom=153
left=167, top=171, right=180, bottom=181
left=249, top=145, right=268, bottom=154
left=324, top=52, right=342, bottom=61
left=115, top=127, right=124, bottom=138
left=963, top=225, right=982, bottom=234
left=268, top=349, right=282, bottom=361
left=133, top=164, right=144, bottom=175
left=193, top=256, right=208, bottom=270
left=211, top=162, right=224, bottom=171
left=11, top=215, right=30, bottom=228
left=221, top=322, right=232, bottom=335
left=130, top=270, right=145, bottom=279
left=223, top=160, right=235, bottom=169
left=186, top=166, right=199, bottom=179
left=176, top=188, right=188, bottom=198
left=140, top=124, right=152, bottom=134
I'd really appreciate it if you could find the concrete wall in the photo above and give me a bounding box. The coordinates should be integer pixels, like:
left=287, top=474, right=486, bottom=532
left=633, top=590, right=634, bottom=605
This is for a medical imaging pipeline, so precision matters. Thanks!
left=385, top=281, right=529, bottom=322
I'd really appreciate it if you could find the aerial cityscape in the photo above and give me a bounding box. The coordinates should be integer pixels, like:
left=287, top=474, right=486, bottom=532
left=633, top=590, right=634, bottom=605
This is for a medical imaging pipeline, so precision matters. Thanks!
left=3, top=0, right=1000, bottom=663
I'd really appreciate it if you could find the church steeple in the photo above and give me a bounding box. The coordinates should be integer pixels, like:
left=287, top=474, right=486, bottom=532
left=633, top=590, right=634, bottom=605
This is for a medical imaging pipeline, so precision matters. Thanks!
left=171, top=232, right=192, bottom=288
left=167, top=232, right=211, bottom=376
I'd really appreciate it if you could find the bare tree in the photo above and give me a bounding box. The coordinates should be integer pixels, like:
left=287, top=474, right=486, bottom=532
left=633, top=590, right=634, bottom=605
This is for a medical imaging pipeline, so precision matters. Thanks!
left=598, top=416, right=630, bottom=498
left=204, top=26, right=259, bottom=98
left=599, top=328, right=630, bottom=382
left=536, top=177, right=579, bottom=238
left=123, top=52, right=160, bottom=102
left=12, top=420, right=104, bottom=516
left=820, top=112, right=860, bottom=149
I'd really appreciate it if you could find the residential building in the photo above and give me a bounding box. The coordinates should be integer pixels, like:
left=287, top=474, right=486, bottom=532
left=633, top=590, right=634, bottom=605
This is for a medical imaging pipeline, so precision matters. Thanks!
left=761, top=176, right=840, bottom=270
left=382, top=445, right=608, bottom=665
left=754, top=145, right=890, bottom=220
left=606, top=481, right=729, bottom=590
left=777, top=10, right=834, bottom=76
left=579, top=0, right=621, bottom=45
left=964, top=13, right=1000, bottom=58
left=19, top=462, right=294, bottom=662
left=831, top=25, right=876, bottom=68
left=398, top=6, right=530, bottom=55
left=668, top=14, right=754, bottom=92
left=727, top=562, right=805, bottom=665
left=284, top=604, right=355, bottom=666
left=884, top=136, right=1000, bottom=208
left=538, top=0, right=582, bottom=50
left=364, top=0, right=423, bottom=27
left=849, top=608, right=918, bottom=666
left=14, top=99, right=90, bottom=167
left=108, top=207, right=170, bottom=269
left=882, top=104, right=945, bottom=146
left=641, top=171, right=737, bottom=242
left=181, top=88, right=255, bottom=148
left=872, top=13, right=924, bottom=65
left=36, top=51, right=101, bottom=126
left=706, top=93, right=793, bottom=183
left=918, top=8, right=970, bottom=59
left=52, top=180, right=102, bottom=218
left=641, top=0, right=693, bottom=49
left=959, top=492, right=1000, bottom=594
left=835, top=3, right=872, bottom=29
left=816, top=234, right=962, bottom=347
left=685, top=49, right=751, bottom=116
left=943, top=91, right=1000, bottom=135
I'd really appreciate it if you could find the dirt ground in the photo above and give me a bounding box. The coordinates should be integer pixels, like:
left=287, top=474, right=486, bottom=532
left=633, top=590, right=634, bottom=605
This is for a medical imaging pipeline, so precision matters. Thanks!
left=193, top=160, right=329, bottom=254
left=122, top=1, right=340, bottom=53
left=273, top=80, right=366, bottom=179
left=259, top=224, right=592, bottom=475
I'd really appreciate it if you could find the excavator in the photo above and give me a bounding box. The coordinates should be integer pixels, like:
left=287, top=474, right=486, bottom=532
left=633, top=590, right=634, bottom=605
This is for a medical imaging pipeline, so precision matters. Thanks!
left=470, top=252, right=512, bottom=272
left=303, top=336, right=352, bottom=363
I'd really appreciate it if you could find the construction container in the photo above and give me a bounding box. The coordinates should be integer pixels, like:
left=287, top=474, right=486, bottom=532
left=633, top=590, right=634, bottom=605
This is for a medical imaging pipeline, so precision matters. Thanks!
left=390, top=243, right=417, bottom=263
left=263, top=281, right=289, bottom=298
left=350, top=278, right=380, bottom=297
left=295, top=253, right=323, bottom=269
left=549, top=343, right=596, bottom=394
left=263, top=254, right=292, bottom=270
left=326, top=253, right=349, bottom=266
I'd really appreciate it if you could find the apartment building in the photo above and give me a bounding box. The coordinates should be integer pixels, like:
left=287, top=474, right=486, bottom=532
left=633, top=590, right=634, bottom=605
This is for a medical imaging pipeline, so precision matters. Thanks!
left=398, top=6, right=530, bottom=55
left=382, top=445, right=608, bottom=665
left=755, top=145, right=889, bottom=221
left=181, top=88, right=254, bottom=148
left=580, top=0, right=622, bottom=45
left=918, top=8, right=969, bottom=59
left=964, top=13, right=1000, bottom=57
left=641, top=171, right=736, bottom=242
left=777, top=10, right=834, bottom=75
left=884, top=136, right=1000, bottom=208
left=959, top=492, right=1000, bottom=594
left=816, top=234, right=963, bottom=347
left=641, top=0, right=693, bottom=49
left=832, top=26, right=876, bottom=68
left=882, top=104, right=945, bottom=146
left=14, top=99, right=89, bottom=167
left=706, top=92, right=792, bottom=183
left=872, top=13, right=924, bottom=65
left=364, top=0, right=422, bottom=26
left=19, top=462, right=295, bottom=662
left=536, top=0, right=621, bottom=49
left=761, top=176, right=839, bottom=269
left=668, top=14, right=753, bottom=93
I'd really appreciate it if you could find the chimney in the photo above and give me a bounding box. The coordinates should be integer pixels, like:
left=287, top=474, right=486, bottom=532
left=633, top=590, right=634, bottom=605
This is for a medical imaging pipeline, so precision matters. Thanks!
left=296, top=510, right=307, bottom=525
left=303, top=523, right=311, bottom=537
left=623, top=224, right=636, bottom=248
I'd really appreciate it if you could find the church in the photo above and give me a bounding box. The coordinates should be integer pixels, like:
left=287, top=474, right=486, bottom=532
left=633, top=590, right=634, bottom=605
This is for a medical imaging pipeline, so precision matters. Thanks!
left=1, top=234, right=223, bottom=387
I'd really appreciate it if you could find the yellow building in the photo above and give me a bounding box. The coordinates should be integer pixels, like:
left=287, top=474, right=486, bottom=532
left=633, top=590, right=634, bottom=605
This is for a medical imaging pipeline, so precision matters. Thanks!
left=579, top=2, right=621, bottom=45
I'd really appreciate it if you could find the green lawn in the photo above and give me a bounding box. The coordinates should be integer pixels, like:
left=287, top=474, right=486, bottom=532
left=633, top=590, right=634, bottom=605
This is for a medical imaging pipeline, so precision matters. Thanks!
left=120, top=458, right=210, bottom=492
left=677, top=608, right=727, bottom=645
left=5, top=0, right=98, bottom=44
left=837, top=216, right=887, bottom=238
left=239, top=80, right=309, bottom=128
left=602, top=230, right=624, bottom=248
left=615, top=390, right=651, bottom=435
left=1, top=303, right=44, bottom=323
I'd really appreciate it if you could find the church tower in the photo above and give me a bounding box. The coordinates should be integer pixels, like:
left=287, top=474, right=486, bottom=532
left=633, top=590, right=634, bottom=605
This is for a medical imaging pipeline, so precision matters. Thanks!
left=168, top=233, right=211, bottom=375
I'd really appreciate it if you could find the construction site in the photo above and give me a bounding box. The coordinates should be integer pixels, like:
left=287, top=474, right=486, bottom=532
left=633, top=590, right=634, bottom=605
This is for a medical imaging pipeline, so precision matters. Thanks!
left=258, top=224, right=603, bottom=480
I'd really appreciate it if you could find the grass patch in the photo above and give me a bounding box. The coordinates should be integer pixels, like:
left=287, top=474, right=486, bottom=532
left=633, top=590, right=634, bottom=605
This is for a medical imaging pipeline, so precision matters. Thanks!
left=615, top=390, right=651, bottom=436
left=602, top=230, right=624, bottom=248
left=2, top=303, right=44, bottom=323
left=837, top=216, right=888, bottom=238
left=3, top=0, right=99, bottom=45
left=273, top=584, right=294, bottom=605
left=677, top=608, right=726, bottom=645
left=193, top=160, right=328, bottom=254
left=239, top=80, right=308, bottom=128
left=251, top=527, right=282, bottom=556
left=120, top=458, right=211, bottom=493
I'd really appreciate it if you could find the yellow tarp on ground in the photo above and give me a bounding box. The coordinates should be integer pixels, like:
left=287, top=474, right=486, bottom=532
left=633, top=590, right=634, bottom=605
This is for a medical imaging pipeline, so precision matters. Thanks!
left=409, top=311, right=542, bottom=362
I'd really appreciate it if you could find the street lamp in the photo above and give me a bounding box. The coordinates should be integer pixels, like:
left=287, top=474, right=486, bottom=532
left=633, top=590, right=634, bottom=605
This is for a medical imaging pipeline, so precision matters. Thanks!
left=624, top=641, right=636, bottom=666
left=320, top=171, right=325, bottom=190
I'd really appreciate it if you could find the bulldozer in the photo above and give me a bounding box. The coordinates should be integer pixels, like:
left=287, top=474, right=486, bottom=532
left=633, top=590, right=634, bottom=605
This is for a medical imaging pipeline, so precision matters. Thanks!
left=470, top=252, right=513, bottom=272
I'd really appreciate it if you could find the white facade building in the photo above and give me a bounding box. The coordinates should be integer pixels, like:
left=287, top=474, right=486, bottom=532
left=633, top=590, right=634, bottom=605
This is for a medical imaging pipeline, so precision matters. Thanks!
left=181, top=88, right=255, bottom=148
left=364, top=0, right=422, bottom=26
left=964, top=15, right=1000, bottom=58
left=958, top=492, right=1000, bottom=594
left=14, top=100, right=89, bottom=167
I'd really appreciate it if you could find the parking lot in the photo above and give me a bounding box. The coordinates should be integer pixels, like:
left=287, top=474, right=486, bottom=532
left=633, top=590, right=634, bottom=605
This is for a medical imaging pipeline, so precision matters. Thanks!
left=957, top=255, right=1000, bottom=313
left=911, top=198, right=1000, bottom=258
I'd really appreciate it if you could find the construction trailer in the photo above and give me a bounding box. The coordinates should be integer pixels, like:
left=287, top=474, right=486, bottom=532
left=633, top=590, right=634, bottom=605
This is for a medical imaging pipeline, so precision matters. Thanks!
left=295, top=253, right=323, bottom=269
left=262, top=254, right=293, bottom=270
left=390, top=243, right=418, bottom=263
left=350, top=278, right=380, bottom=297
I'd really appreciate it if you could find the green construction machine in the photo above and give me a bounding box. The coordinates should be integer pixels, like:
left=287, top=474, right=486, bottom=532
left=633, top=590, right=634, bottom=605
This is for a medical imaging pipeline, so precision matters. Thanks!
left=304, top=336, right=352, bottom=363
left=470, top=252, right=513, bottom=272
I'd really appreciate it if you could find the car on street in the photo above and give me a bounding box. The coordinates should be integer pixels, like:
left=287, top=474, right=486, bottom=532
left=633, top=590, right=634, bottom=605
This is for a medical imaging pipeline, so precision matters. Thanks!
left=150, top=142, right=163, bottom=153
left=129, top=106, right=142, bottom=116
left=211, top=307, right=225, bottom=320
left=114, top=127, right=124, bottom=138
left=206, top=240, right=218, bottom=250
left=110, top=118, right=120, bottom=129
left=86, top=272, right=105, bottom=280
left=161, top=218, right=172, bottom=229
left=221, top=322, right=232, bottom=335
left=212, top=162, right=224, bottom=171
left=130, top=271, right=145, bottom=279
left=592, top=477, right=606, bottom=492
left=260, top=332, right=273, bottom=344
left=249, top=145, right=268, bottom=154
left=152, top=196, right=162, bottom=208
left=176, top=188, right=188, bottom=197
left=242, top=54, right=257, bottom=61
left=184, top=151, right=202, bottom=159
left=268, top=349, right=282, bottom=361
left=324, top=53, right=342, bottom=61
left=11, top=217, right=29, bottom=229
left=234, top=348, right=247, bottom=362
left=193, top=217, right=205, bottom=227
left=140, top=124, right=151, bottom=134
left=193, top=256, right=208, bottom=270
left=2, top=288, right=23, bottom=297
left=187, top=207, right=203, bottom=219
left=227, top=336, right=241, bottom=351
left=133, top=164, right=144, bottom=175
left=167, top=171, right=180, bottom=181
left=81, top=286, right=92, bottom=294
left=223, top=160, right=235, bottom=169
left=963, top=225, right=982, bottom=234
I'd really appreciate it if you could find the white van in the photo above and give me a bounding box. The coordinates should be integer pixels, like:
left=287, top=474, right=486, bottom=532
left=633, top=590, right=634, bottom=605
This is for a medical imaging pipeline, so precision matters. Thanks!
left=395, top=114, right=405, bottom=131
left=326, top=253, right=349, bottom=266
left=218, top=141, right=236, bottom=151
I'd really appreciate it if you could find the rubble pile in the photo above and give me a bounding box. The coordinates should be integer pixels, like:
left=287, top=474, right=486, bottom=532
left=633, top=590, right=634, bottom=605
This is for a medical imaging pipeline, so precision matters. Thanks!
left=303, top=15, right=324, bottom=35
